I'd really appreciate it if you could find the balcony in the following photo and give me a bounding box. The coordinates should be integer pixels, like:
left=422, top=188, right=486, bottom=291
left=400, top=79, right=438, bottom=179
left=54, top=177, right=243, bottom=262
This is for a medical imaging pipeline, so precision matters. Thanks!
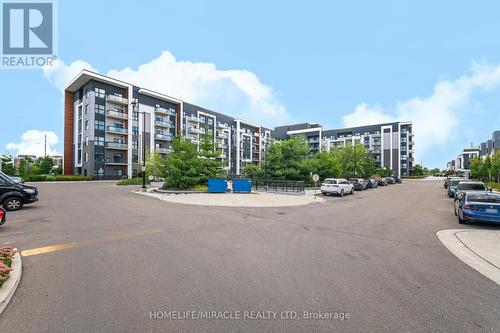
left=218, top=143, right=228, bottom=149
left=188, top=126, right=202, bottom=134
left=186, top=115, right=201, bottom=123
left=189, top=137, right=200, bottom=144
left=156, top=107, right=176, bottom=116
left=106, top=110, right=128, bottom=119
left=216, top=122, right=229, bottom=129
left=105, top=142, right=128, bottom=150
left=106, top=126, right=127, bottom=134
left=156, top=147, right=172, bottom=154
left=105, top=158, right=127, bottom=165
left=217, top=132, right=229, bottom=139
left=155, top=120, right=174, bottom=128
left=154, top=133, right=172, bottom=141
left=107, top=95, right=128, bottom=105
left=309, top=138, right=320, bottom=143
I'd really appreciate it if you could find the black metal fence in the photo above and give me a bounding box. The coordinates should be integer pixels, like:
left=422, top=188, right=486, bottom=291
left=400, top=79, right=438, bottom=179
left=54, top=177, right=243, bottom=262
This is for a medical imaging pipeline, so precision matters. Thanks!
left=252, top=179, right=305, bottom=193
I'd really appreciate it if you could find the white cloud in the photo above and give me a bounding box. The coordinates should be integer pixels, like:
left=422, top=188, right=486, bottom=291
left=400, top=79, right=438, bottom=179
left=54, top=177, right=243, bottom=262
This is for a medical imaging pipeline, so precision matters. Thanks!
left=42, top=51, right=291, bottom=127
left=342, top=62, right=500, bottom=162
left=6, top=130, right=59, bottom=157
left=42, top=59, right=96, bottom=91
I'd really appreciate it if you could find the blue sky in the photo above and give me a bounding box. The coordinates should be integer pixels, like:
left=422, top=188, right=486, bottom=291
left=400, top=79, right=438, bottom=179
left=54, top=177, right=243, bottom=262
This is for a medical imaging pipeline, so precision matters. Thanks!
left=1, top=0, right=500, bottom=168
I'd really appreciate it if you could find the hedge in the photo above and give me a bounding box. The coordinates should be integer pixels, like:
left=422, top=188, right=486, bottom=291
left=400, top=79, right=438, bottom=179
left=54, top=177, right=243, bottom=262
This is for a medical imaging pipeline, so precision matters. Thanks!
left=24, top=175, right=93, bottom=182
left=117, top=177, right=151, bottom=186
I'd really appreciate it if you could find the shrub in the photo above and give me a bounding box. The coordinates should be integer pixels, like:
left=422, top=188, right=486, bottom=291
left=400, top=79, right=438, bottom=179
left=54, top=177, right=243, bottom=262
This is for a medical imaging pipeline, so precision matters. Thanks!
left=0, top=246, right=16, bottom=288
left=24, top=175, right=92, bottom=182
left=117, top=177, right=151, bottom=186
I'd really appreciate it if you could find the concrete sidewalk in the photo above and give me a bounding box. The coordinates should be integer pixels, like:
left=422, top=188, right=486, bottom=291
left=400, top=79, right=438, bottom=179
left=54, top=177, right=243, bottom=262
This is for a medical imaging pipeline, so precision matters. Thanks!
left=137, top=189, right=325, bottom=207
left=437, top=229, right=500, bottom=285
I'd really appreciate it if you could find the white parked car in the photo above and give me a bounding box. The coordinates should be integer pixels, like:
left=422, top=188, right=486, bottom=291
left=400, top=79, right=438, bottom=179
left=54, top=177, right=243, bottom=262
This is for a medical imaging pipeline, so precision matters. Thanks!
left=321, top=178, right=354, bottom=197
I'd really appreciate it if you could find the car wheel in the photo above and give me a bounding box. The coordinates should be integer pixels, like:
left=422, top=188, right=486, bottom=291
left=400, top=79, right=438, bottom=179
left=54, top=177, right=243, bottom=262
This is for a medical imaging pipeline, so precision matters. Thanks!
left=3, top=197, right=23, bottom=211
left=339, top=189, right=344, bottom=197
left=350, top=188, right=354, bottom=194
left=321, top=191, right=326, bottom=196
left=458, top=211, right=466, bottom=224
left=454, top=202, right=458, bottom=216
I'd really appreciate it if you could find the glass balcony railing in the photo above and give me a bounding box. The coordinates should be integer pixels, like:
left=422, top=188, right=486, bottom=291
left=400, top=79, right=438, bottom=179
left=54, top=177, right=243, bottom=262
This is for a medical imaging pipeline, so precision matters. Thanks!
left=155, top=147, right=172, bottom=154
left=105, top=142, right=128, bottom=149
left=155, top=120, right=174, bottom=128
left=105, top=158, right=127, bottom=164
left=107, top=95, right=128, bottom=105
left=154, top=133, right=173, bottom=141
left=106, top=126, right=127, bottom=133
left=106, top=110, right=128, bottom=119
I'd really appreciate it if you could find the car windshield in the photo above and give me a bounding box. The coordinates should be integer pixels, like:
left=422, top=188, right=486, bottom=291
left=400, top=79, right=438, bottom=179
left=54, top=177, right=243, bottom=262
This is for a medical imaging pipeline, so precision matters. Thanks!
left=467, top=194, right=500, bottom=203
left=449, top=180, right=461, bottom=186
left=457, top=183, right=486, bottom=191
left=323, top=180, right=336, bottom=184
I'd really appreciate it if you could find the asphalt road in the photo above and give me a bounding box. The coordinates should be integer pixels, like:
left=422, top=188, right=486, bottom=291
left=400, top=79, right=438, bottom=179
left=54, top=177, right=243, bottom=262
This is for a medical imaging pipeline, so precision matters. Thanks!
left=0, top=180, right=499, bottom=332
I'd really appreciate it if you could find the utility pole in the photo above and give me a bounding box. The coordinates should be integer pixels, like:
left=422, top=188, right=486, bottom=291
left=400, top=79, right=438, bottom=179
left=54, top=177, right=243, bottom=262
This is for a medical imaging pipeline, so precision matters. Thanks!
left=44, top=133, right=47, bottom=157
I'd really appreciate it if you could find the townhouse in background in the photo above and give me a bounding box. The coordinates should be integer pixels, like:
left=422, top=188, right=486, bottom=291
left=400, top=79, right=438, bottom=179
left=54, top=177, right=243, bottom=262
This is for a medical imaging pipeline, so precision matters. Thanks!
left=447, top=130, right=499, bottom=176
left=63, top=70, right=413, bottom=179
left=273, top=122, right=414, bottom=177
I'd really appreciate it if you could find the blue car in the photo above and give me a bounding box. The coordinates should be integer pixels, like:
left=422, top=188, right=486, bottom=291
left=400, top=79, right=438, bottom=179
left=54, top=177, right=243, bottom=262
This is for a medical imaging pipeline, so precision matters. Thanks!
left=457, top=191, right=500, bottom=224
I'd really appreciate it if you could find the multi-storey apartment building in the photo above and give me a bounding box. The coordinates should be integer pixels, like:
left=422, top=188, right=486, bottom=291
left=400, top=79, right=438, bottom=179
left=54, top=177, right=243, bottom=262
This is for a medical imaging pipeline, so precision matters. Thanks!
left=448, top=130, right=499, bottom=173
left=479, top=130, right=500, bottom=158
left=64, top=71, right=413, bottom=179
left=64, top=70, right=272, bottom=178
left=272, top=121, right=414, bottom=177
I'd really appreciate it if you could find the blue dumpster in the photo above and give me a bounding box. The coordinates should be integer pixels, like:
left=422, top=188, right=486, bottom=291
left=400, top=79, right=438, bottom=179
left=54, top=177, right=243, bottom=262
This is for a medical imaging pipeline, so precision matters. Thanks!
left=208, top=178, right=227, bottom=193
left=232, top=178, right=252, bottom=193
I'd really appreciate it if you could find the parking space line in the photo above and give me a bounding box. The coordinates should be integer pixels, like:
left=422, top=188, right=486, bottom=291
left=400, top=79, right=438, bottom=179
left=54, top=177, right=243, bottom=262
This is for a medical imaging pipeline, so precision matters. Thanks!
left=21, top=229, right=162, bottom=257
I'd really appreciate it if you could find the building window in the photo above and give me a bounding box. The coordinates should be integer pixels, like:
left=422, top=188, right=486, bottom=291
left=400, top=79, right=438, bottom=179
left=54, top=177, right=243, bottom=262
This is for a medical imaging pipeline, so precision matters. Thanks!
left=95, top=136, right=104, bottom=146
left=94, top=120, right=105, bottom=131
left=85, top=136, right=89, bottom=146
left=95, top=88, right=106, bottom=99
left=95, top=153, right=104, bottom=162
left=133, top=112, right=139, bottom=121
left=84, top=104, right=89, bottom=114
left=132, top=140, right=138, bottom=149
left=94, top=104, right=105, bottom=114
left=84, top=120, right=89, bottom=130
left=132, top=126, right=139, bottom=135
left=84, top=153, right=88, bottom=162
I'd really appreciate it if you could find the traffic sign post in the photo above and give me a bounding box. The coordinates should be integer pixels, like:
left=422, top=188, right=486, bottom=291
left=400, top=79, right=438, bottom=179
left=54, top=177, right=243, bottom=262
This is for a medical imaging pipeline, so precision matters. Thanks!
left=312, top=174, right=319, bottom=198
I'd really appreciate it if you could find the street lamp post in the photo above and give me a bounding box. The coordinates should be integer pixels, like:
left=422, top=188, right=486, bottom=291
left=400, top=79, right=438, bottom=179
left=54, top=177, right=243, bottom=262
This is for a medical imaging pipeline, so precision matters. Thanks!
left=132, top=99, right=147, bottom=192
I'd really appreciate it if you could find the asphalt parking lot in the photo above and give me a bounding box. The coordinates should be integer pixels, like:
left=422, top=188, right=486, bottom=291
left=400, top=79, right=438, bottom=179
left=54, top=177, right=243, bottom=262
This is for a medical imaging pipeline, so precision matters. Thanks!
left=0, top=180, right=499, bottom=332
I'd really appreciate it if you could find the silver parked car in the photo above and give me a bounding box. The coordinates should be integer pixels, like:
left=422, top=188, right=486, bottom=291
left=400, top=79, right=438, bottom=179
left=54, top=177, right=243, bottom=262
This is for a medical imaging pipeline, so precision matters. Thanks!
left=321, top=178, right=355, bottom=197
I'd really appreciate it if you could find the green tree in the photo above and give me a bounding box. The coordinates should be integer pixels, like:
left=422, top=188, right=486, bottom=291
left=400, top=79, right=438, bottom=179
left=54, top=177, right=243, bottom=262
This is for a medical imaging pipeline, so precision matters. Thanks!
left=243, top=163, right=263, bottom=179
left=35, top=156, right=54, bottom=175
left=336, top=144, right=376, bottom=178
left=377, top=166, right=393, bottom=177
left=146, top=150, right=166, bottom=180
left=199, top=133, right=227, bottom=180
left=163, top=137, right=202, bottom=189
left=309, top=151, right=341, bottom=180
left=0, top=155, right=16, bottom=176
left=17, top=157, right=33, bottom=179
left=264, top=137, right=310, bottom=180
left=412, top=164, right=425, bottom=177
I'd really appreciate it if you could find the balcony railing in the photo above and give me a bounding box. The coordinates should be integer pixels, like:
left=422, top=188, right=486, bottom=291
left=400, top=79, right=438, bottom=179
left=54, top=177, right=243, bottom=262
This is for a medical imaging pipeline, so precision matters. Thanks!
left=106, top=126, right=127, bottom=134
left=217, top=132, right=229, bottom=139
left=105, top=158, right=127, bottom=165
left=106, top=110, right=128, bottom=119
left=156, top=147, right=172, bottom=154
left=154, top=133, right=173, bottom=141
left=156, top=107, right=176, bottom=116
left=155, top=120, right=174, bottom=128
left=216, top=122, right=229, bottom=129
left=105, top=142, right=128, bottom=149
left=188, top=126, right=202, bottom=134
left=186, top=115, right=201, bottom=123
left=107, top=95, right=128, bottom=105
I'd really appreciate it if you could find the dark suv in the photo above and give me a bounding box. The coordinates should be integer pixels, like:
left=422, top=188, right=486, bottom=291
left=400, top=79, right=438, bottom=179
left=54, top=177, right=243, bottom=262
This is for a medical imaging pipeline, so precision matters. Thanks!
left=0, top=172, right=39, bottom=211
left=349, top=178, right=366, bottom=191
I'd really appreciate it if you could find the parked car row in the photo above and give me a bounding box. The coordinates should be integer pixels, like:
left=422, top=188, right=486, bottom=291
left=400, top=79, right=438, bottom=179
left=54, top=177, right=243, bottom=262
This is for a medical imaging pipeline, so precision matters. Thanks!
left=443, top=176, right=499, bottom=225
left=321, top=176, right=401, bottom=197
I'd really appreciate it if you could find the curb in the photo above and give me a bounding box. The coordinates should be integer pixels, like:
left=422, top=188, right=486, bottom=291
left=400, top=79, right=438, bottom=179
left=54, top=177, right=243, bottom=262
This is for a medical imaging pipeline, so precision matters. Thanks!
left=436, top=230, right=500, bottom=285
left=0, top=248, right=22, bottom=315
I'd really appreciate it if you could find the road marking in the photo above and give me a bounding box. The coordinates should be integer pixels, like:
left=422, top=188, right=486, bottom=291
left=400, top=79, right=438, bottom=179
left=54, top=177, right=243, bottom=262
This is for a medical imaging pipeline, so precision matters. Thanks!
left=21, top=229, right=162, bottom=257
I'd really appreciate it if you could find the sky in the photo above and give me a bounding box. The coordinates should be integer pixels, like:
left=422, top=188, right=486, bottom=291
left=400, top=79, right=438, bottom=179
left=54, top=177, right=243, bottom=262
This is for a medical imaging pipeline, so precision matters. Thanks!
left=1, top=0, right=500, bottom=168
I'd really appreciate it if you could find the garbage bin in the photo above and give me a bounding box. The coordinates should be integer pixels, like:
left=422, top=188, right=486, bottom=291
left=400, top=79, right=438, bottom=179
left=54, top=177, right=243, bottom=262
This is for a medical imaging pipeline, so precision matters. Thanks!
left=232, top=178, right=252, bottom=193
left=208, top=178, right=227, bottom=193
